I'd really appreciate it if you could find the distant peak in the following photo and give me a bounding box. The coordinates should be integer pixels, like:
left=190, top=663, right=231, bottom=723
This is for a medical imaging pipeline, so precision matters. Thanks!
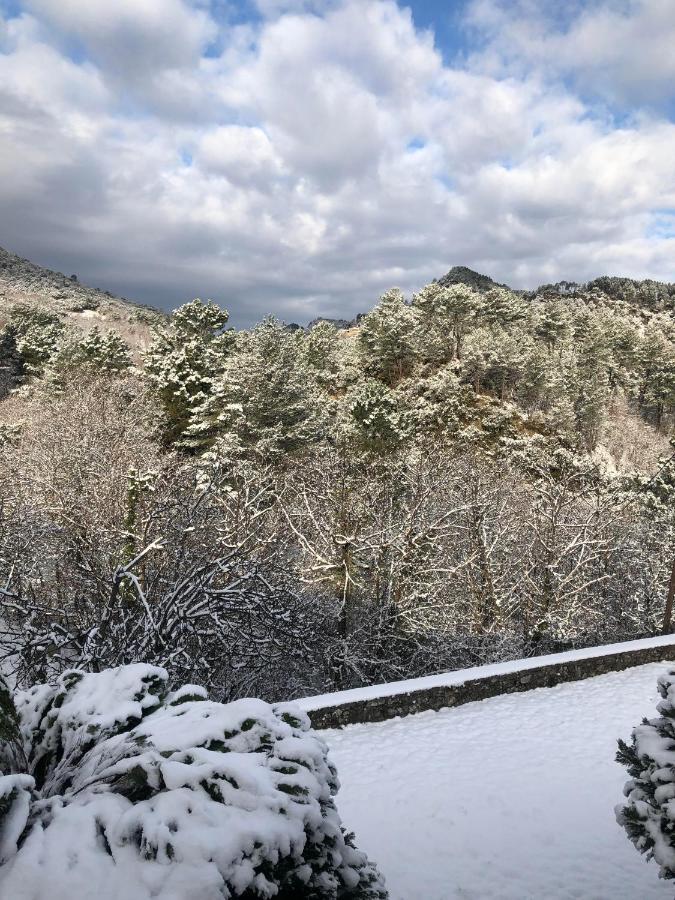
left=436, top=266, right=510, bottom=292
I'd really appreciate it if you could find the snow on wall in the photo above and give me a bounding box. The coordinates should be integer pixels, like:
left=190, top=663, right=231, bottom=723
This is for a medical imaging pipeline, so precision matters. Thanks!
left=298, top=634, right=675, bottom=728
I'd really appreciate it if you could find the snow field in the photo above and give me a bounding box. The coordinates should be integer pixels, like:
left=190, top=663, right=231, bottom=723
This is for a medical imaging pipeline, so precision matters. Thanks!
left=322, top=662, right=675, bottom=900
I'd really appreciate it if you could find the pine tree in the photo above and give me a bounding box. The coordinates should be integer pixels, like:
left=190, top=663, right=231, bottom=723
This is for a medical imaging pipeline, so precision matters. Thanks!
left=145, top=298, right=232, bottom=451
left=616, top=668, right=675, bottom=880
left=637, top=322, right=675, bottom=430
left=0, top=305, right=65, bottom=379
left=56, top=326, right=131, bottom=372
left=412, top=282, right=483, bottom=363
left=213, top=317, right=324, bottom=459
left=304, top=320, right=343, bottom=391
left=347, top=378, right=407, bottom=452
left=480, top=287, right=527, bottom=327
left=573, top=318, right=612, bottom=449
left=0, top=326, right=23, bottom=398
left=358, top=289, right=417, bottom=383
left=534, top=299, right=572, bottom=351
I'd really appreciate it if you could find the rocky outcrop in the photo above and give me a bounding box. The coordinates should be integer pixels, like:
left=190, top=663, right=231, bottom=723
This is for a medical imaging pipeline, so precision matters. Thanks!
left=436, top=265, right=511, bottom=293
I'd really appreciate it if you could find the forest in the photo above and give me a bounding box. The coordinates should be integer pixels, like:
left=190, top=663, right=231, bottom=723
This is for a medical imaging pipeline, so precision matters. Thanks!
left=0, top=270, right=674, bottom=701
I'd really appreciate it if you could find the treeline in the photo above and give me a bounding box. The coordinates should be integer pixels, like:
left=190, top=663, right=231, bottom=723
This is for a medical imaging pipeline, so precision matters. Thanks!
left=0, top=277, right=673, bottom=699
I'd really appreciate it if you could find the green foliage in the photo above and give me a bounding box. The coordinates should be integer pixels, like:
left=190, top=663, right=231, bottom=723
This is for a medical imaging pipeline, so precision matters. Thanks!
left=347, top=379, right=408, bottom=452
left=146, top=274, right=675, bottom=465
left=358, top=289, right=416, bottom=384
left=55, top=326, right=131, bottom=373
left=304, top=321, right=343, bottom=391
left=589, top=275, right=675, bottom=312
left=67, top=296, right=100, bottom=312
left=0, top=665, right=387, bottom=898
left=616, top=669, right=675, bottom=879
left=413, top=282, right=483, bottom=362
left=145, top=298, right=233, bottom=450
left=214, top=317, right=325, bottom=459
left=637, top=323, right=675, bottom=429
left=0, top=678, right=23, bottom=772
left=534, top=300, right=571, bottom=350
left=0, top=305, right=65, bottom=380
left=2, top=270, right=674, bottom=704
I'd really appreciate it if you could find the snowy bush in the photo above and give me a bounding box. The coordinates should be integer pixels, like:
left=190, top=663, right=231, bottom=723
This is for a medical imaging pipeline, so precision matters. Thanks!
left=0, top=664, right=386, bottom=899
left=616, top=668, right=675, bottom=878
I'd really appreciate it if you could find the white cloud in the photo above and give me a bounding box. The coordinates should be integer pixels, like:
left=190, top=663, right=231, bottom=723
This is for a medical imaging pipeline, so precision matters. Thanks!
left=253, top=0, right=334, bottom=17
left=1, top=0, right=675, bottom=325
left=26, top=0, right=215, bottom=70
left=466, top=0, right=675, bottom=107
left=197, top=125, right=284, bottom=186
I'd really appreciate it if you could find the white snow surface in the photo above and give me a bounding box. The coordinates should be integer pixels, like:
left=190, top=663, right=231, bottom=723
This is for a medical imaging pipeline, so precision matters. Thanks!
left=322, top=662, right=675, bottom=900
left=297, top=634, right=675, bottom=711
left=0, top=665, right=383, bottom=900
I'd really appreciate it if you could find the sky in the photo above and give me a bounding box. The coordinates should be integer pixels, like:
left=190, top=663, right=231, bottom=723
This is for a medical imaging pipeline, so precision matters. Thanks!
left=2, top=0, right=675, bottom=325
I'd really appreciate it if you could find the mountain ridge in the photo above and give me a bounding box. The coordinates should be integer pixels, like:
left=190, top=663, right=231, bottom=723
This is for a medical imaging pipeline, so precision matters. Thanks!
left=0, top=245, right=166, bottom=355
left=2, top=245, right=675, bottom=337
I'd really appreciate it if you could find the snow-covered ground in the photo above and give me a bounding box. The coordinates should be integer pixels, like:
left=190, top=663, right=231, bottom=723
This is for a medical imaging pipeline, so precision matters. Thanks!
left=322, top=662, right=674, bottom=900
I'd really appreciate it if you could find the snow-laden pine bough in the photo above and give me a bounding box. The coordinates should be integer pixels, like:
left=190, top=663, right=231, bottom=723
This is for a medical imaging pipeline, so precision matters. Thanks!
left=616, top=667, right=675, bottom=879
left=0, top=664, right=387, bottom=899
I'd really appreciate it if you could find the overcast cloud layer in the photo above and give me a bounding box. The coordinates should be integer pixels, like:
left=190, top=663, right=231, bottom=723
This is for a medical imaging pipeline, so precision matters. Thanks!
left=1, top=0, right=675, bottom=324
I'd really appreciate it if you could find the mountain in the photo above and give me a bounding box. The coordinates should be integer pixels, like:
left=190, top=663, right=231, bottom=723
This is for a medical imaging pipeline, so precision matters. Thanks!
left=436, top=265, right=512, bottom=293
left=0, top=245, right=165, bottom=355
left=307, top=316, right=358, bottom=330
left=436, top=265, right=675, bottom=315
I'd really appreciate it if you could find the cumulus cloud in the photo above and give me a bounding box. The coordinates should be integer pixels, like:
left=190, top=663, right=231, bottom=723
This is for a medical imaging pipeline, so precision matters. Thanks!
left=25, top=0, right=215, bottom=73
left=197, top=125, right=284, bottom=186
left=466, top=0, right=675, bottom=107
left=253, top=0, right=335, bottom=17
left=0, top=0, right=674, bottom=325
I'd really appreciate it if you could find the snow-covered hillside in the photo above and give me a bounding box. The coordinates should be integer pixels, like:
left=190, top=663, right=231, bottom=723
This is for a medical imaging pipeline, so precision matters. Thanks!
left=322, top=663, right=674, bottom=900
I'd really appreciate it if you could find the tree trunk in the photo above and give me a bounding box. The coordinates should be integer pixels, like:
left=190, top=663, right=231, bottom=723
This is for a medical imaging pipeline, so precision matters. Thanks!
left=662, top=556, right=675, bottom=635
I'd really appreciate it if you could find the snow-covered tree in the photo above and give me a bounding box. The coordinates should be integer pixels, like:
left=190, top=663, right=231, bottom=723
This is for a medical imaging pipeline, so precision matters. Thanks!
left=145, top=299, right=232, bottom=450
left=0, top=305, right=65, bottom=380
left=412, top=282, right=482, bottom=362
left=214, top=318, right=325, bottom=459
left=572, top=317, right=612, bottom=449
left=0, top=664, right=387, bottom=899
left=460, top=326, right=529, bottom=399
left=358, top=289, right=416, bottom=384
left=0, top=379, right=320, bottom=701
left=616, top=668, right=675, bottom=880
left=637, top=323, right=675, bottom=431
left=304, top=321, right=344, bottom=392
left=517, top=450, right=619, bottom=649
left=480, top=287, right=527, bottom=328
left=533, top=298, right=572, bottom=351
left=56, top=326, right=131, bottom=372
left=0, top=459, right=316, bottom=702
left=398, top=365, right=463, bottom=440
left=347, top=379, right=408, bottom=452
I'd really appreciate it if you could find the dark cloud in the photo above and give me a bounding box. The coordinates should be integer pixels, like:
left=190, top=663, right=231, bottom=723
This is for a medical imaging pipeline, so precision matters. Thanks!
left=1, top=0, right=675, bottom=327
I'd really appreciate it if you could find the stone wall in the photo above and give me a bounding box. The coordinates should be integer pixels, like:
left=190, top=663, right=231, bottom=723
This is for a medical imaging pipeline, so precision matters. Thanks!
left=308, top=641, right=675, bottom=730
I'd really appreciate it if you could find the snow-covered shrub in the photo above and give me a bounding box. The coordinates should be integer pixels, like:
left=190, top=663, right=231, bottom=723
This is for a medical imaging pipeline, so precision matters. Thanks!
left=0, top=664, right=386, bottom=899
left=616, top=668, right=675, bottom=878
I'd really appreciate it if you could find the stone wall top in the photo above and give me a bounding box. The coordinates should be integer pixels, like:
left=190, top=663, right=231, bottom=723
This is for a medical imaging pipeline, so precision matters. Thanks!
left=300, top=635, right=675, bottom=730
